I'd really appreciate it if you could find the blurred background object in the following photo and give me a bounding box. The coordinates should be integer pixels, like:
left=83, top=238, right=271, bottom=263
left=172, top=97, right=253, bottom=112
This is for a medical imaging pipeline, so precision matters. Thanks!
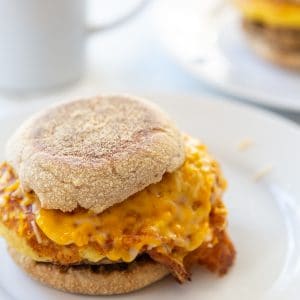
left=0, top=0, right=299, bottom=123
left=233, top=0, right=300, bottom=69
left=153, top=0, right=300, bottom=112
left=0, top=0, right=148, bottom=92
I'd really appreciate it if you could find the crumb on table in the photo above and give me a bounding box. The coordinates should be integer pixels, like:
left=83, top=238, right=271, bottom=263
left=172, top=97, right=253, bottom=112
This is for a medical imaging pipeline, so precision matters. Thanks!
left=237, top=138, right=254, bottom=151
left=253, top=165, right=273, bottom=181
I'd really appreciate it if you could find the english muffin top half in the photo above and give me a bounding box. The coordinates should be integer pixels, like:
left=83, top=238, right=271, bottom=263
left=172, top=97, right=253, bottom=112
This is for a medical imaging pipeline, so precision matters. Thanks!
left=6, top=95, right=185, bottom=213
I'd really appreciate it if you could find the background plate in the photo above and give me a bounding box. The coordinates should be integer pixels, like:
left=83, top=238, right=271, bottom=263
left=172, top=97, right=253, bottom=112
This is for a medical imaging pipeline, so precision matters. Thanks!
left=153, top=0, right=300, bottom=111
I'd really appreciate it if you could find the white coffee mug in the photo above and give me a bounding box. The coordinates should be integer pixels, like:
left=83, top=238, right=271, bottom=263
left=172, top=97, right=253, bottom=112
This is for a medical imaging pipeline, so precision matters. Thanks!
left=0, top=0, right=148, bottom=92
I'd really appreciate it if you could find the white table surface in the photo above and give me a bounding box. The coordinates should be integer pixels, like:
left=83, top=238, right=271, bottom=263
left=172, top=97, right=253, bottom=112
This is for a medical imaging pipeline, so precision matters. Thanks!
left=0, top=0, right=299, bottom=124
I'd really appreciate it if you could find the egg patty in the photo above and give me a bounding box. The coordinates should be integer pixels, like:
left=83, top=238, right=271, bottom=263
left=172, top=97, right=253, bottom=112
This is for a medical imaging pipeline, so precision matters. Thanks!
left=0, top=136, right=235, bottom=282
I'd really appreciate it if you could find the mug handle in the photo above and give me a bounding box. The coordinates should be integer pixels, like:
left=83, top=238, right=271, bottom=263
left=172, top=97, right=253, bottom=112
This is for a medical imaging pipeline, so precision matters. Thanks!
left=86, top=0, right=150, bottom=34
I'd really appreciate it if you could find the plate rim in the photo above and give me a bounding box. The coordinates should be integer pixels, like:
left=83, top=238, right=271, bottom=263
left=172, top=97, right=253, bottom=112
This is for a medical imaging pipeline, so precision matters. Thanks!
left=147, top=92, right=300, bottom=134
left=1, top=92, right=300, bottom=135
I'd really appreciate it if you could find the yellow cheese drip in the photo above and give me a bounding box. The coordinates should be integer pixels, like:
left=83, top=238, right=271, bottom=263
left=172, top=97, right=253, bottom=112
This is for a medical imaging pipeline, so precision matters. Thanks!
left=36, top=137, right=225, bottom=263
left=234, top=0, right=300, bottom=28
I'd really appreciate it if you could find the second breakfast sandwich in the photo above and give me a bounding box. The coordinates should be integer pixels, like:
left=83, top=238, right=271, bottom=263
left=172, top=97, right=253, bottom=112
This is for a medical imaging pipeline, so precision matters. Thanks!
left=0, top=95, right=235, bottom=295
left=234, top=0, right=300, bottom=68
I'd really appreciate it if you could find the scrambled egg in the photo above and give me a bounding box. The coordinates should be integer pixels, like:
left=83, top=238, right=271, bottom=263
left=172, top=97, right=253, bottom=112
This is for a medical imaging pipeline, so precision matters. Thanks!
left=234, top=0, right=300, bottom=28
left=0, top=136, right=233, bottom=281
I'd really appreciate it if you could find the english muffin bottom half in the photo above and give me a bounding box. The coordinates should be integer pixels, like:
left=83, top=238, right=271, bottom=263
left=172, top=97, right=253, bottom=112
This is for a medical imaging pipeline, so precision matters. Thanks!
left=233, top=0, right=300, bottom=69
left=0, top=95, right=235, bottom=295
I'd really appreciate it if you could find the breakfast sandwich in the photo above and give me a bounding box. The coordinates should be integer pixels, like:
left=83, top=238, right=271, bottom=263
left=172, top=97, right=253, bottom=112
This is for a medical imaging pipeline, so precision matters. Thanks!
left=0, top=95, right=235, bottom=295
left=234, top=0, right=300, bottom=69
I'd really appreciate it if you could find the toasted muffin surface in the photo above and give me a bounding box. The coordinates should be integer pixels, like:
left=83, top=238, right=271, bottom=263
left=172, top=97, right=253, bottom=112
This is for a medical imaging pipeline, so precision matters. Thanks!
left=6, top=95, right=185, bottom=213
left=9, top=248, right=169, bottom=295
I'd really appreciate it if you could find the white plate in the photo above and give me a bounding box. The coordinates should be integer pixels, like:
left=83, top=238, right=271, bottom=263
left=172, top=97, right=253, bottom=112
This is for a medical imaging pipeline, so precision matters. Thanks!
left=152, top=0, right=300, bottom=111
left=0, top=94, right=300, bottom=300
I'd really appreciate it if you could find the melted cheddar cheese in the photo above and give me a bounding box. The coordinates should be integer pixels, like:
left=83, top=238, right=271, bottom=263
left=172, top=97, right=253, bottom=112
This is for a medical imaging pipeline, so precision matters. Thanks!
left=36, top=137, right=225, bottom=263
left=234, top=0, right=300, bottom=28
left=0, top=136, right=227, bottom=265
